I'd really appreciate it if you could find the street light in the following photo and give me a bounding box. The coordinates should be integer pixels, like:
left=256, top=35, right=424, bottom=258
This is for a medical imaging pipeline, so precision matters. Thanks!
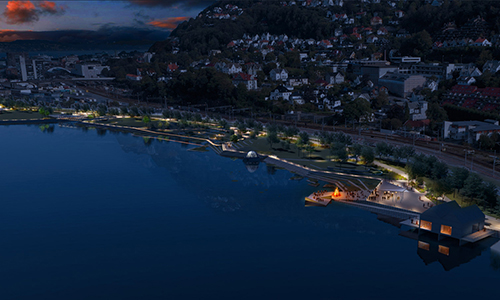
left=470, top=150, right=475, bottom=171
left=463, top=149, right=468, bottom=167
left=490, top=155, right=498, bottom=176
left=464, top=149, right=474, bottom=170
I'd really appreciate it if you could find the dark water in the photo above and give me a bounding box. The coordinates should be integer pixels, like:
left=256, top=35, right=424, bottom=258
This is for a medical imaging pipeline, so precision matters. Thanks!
left=0, top=125, right=499, bottom=299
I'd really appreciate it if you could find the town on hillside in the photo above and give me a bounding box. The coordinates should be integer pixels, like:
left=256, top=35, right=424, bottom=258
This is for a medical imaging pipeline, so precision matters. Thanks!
left=2, top=1, right=500, bottom=172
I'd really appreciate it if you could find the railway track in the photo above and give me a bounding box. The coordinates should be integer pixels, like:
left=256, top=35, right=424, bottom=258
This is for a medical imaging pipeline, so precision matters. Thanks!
left=250, top=117, right=499, bottom=179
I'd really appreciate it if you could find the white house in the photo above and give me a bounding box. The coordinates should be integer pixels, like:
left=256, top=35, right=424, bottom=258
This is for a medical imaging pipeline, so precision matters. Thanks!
left=474, top=38, right=492, bottom=47
left=270, top=85, right=292, bottom=101
left=270, top=68, right=289, bottom=81
left=232, top=73, right=258, bottom=90
left=325, top=72, right=344, bottom=85
left=224, top=63, right=243, bottom=74
left=408, top=100, right=428, bottom=121
left=457, top=76, right=476, bottom=85
left=290, top=92, right=305, bottom=105
left=483, top=60, right=500, bottom=74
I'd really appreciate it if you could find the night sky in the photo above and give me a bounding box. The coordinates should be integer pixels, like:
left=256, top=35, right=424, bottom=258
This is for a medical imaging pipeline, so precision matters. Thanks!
left=0, top=1, right=215, bottom=44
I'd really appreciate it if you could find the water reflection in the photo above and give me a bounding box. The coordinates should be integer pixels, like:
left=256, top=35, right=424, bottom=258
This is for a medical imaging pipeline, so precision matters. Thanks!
left=39, top=124, right=54, bottom=133
left=59, top=125, right=500, bottom=272
left=492, top=247, right=500, bottom=271
left=245, top=163, right=259, bottom=173
left=415, top=232, right=498, bottom=271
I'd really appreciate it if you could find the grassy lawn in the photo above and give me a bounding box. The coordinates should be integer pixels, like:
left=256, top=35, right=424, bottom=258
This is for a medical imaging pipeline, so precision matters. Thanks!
left=238, top=136, right=382, bottom=190
left=376, top=158, right=407, bottom=172
left=103, top=117, right=147, bottom=128
left=239, top=137, right=375, bottom=172
left=0, top=110, right=46, bottom=120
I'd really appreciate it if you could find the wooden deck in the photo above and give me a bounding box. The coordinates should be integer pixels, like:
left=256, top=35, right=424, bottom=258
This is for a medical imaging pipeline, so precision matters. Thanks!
left=305, top=192, right=333, bottom=206
left=399, top=218, right=420, bottom=228
left=461, top=229, right=497, bottom=243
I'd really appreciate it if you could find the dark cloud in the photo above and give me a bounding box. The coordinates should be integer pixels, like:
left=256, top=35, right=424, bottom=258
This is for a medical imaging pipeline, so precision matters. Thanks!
left=2, top=1, right=65, bottom=24
left=128, top=0, right=215, bottom=9
left=133, top=10, right=151, bottom=26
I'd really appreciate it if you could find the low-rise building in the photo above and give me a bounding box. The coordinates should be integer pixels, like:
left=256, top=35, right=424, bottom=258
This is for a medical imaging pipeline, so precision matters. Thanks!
left=287, top=76, right=309, bottom=86
left=419, top=201, right=485, bottom=243
left=270, top=85, right=292, bottom=101
left=444, top=119, right=500, bottom=142
left=126, top=74, right=142, bottom=81
left=232, top=73, right=258, bottom=90
left=378, top=72, right=426, bottom=98
left=325, top=72, right=344, bottom=85
left=408, top=100, right=428, bottom=121
left=270, top=68, right=289, bottom=81
left=72, top=64, right=110, bottom=79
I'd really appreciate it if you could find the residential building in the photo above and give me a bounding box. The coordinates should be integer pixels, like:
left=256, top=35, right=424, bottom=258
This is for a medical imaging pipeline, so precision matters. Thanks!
left=370, top=16, right=383, bottom=26
left=408, top=100, right=428, bottom=121
left=290, top=92, right=305, bottom=105
left=270, top=68, right=289, bottom=81
left=325, top=72, right=344, bottom=85
left=225, top=63, right=243, bottom=74
left=441, top=85, right=500, bottom=112
left=126, top=74, right=142, bottom=81
left=443, top=119, right=500, bottom=142
left=482, top=60, right=500, bottom=74
left=232, top=73, right=258, bottom=90
left=287, top=76, right=309, bottom=86
left=246, top=63, right=262, bottom=76
left=419, top=201, right=485, bottom=244
left=270, top=85, right=292, bottom=101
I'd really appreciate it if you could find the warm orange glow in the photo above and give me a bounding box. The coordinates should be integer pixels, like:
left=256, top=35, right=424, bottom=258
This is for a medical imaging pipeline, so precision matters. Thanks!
left=332, top=187, right=341, bottom=197
left=418, top=241, right=430, bottom=251
left=438, top=245, right=450, bottom=256
left=4, top=1, right=37, bottom=24
left=148, top=17, right=190, bottom=29
left=420, top=220, right=432, bottom=231
left=440, top=225, right=452, bottom=235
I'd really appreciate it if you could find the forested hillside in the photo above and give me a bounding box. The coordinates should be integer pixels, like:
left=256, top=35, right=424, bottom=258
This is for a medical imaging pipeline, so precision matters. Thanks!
left=150, top=0, right=500, bottom=58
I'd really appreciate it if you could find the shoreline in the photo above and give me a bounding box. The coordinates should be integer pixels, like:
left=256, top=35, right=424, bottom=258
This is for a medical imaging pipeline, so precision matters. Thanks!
left=2, top=118, right=500, bottom=234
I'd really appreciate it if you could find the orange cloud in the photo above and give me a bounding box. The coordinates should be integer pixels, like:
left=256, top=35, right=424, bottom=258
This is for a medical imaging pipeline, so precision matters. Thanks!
left=39, top=1, right=56, bottom=13
left=3, top=1, right=38, bottom=24
left=38, top=1, right=65, bottom=14
left=148, top=17, right=189, bottom=29
left=2, top=1, right=65, bottom=24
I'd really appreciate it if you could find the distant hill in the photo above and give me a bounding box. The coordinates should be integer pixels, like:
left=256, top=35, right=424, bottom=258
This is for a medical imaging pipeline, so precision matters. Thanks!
left=0, top=27, right=171, bottom=53
left=0, top=39, right=160, bottom=53
left=165, top=0, right=339, bottom=54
